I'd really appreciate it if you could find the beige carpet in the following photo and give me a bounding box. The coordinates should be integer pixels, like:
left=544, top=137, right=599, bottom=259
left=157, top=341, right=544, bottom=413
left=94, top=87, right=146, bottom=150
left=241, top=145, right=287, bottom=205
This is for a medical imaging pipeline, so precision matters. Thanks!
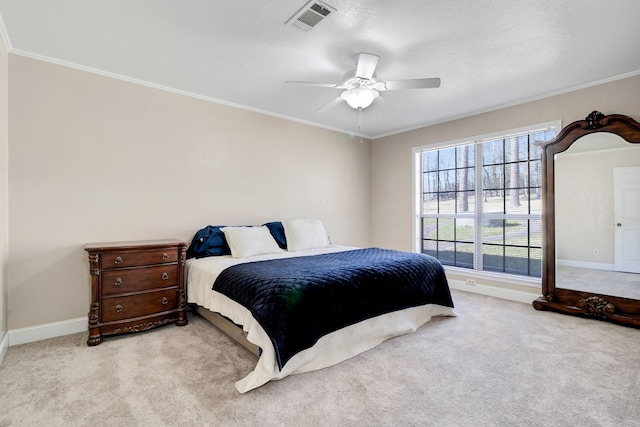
left=1, top=290, right=639, bottom=427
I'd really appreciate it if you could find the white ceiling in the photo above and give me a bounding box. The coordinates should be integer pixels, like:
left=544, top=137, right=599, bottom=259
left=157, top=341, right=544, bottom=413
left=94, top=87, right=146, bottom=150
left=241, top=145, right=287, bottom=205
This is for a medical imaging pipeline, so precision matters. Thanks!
left=1, top=0, right=640, bottom=138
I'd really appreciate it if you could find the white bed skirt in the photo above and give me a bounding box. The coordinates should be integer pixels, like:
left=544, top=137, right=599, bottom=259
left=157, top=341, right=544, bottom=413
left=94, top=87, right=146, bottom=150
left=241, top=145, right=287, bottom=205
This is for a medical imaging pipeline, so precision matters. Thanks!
left=194, top=289, right=455, bottom=393
left=236, top=302, right=456, bottom=393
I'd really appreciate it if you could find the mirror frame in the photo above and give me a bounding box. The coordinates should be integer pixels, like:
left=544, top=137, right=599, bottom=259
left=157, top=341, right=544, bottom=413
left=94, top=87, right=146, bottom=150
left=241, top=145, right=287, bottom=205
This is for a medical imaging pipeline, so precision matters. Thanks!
left=533, top=111, right=640, bottom=327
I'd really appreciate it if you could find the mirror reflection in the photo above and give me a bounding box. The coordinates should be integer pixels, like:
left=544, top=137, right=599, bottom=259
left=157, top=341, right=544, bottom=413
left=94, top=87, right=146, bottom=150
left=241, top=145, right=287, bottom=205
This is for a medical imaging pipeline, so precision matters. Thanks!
left=555, top=133, right=640, bottom=298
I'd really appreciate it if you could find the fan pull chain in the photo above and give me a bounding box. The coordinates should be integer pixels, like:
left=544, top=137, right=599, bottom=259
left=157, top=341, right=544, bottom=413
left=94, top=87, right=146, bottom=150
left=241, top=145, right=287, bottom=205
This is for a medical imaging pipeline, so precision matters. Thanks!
left=358, top=108, right=363, bottom=143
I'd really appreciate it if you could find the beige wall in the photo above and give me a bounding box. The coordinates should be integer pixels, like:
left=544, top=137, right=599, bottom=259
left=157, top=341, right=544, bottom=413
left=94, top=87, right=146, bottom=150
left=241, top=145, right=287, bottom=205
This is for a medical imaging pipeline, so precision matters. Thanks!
left=0, top=35, right=8, bottom=338
left=7, top=55, right=371, bottom=330
left=371, top=74, right=640, bottom=287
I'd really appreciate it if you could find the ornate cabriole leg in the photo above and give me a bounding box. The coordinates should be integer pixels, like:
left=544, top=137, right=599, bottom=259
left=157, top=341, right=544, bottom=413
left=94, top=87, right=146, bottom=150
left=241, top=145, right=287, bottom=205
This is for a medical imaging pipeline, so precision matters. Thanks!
left=177, top=288, right=188, bottom=326
left=176, top=245, right=189, bottom=326
left=87, top=302, right=103, bottom=346
left=87, top=253, right=103, bottom=346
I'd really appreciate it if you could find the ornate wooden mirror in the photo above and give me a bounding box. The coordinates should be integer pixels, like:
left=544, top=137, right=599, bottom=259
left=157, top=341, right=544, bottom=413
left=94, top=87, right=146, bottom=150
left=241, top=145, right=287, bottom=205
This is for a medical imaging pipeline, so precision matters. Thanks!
left=533, top=111, right=640, bottom=327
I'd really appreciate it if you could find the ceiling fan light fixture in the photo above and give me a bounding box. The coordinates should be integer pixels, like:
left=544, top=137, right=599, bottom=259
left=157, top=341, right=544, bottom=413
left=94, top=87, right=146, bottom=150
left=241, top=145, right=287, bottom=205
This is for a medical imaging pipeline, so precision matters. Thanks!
left=341, top=86, right=379, bottom=109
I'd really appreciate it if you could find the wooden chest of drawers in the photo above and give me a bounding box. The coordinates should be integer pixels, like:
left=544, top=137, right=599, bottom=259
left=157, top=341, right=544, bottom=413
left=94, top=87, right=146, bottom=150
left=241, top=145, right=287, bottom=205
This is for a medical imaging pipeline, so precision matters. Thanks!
left=85, top=239, right=188, bottom=346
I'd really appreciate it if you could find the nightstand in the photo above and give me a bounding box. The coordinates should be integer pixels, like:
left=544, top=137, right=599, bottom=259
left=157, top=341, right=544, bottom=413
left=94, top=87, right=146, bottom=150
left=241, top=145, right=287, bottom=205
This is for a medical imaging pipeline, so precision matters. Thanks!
left=85, top=239, right=188, bottom=345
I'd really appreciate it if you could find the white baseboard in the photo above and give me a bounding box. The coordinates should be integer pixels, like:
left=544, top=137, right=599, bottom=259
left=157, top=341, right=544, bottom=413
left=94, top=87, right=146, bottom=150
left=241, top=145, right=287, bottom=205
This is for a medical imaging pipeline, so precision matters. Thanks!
left=8, top=317, right=86, bottom=347
left=448, top=279, right=541, bottom=304
left=0, top=331, right=8, bottom=366
left=557, top=259, right=615, bottom=271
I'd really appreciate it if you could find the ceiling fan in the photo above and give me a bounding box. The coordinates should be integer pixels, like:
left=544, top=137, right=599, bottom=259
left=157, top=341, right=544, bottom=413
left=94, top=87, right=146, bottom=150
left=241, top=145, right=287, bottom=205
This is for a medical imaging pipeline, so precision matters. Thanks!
left=286, top=52, right=441, bottom=112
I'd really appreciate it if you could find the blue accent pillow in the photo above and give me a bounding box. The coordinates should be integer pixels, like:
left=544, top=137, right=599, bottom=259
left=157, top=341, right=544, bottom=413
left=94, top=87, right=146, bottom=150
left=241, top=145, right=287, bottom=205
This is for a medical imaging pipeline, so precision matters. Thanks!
left=186, top=225, right=231, bottom=258
left=263, top=221, right=287, bottom=249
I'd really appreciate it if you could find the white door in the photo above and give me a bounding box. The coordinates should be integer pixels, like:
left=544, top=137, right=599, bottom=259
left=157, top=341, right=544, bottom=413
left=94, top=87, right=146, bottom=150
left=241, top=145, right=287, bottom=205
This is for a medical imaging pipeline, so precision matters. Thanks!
left=614, top=166, right=640, bottom=273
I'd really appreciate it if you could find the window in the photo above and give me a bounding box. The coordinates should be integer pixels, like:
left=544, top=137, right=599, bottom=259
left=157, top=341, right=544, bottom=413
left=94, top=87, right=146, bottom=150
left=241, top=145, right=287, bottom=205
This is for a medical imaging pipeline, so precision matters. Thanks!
left=414, top=122, right=559, bottom=278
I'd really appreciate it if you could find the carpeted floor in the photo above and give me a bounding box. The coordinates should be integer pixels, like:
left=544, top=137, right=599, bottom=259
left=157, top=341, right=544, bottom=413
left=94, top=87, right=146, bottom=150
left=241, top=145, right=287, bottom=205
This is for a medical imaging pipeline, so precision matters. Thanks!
left=1, top=290, right=639, bottom=427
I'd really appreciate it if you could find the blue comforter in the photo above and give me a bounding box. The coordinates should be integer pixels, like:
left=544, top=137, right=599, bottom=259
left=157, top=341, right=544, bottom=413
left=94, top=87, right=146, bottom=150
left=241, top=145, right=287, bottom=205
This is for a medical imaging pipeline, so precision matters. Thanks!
left=213, top=248, right=453, bottom=369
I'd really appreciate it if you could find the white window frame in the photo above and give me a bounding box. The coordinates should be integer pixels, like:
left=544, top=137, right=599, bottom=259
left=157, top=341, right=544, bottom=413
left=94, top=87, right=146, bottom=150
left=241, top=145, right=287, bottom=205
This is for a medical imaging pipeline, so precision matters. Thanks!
left=412, top=120, right=562, bottom=287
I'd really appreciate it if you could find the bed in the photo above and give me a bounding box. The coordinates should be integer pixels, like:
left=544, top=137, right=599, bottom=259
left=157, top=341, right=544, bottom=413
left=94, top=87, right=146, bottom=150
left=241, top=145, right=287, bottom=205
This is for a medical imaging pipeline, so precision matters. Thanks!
left=186, top=220, right=456, bottom=393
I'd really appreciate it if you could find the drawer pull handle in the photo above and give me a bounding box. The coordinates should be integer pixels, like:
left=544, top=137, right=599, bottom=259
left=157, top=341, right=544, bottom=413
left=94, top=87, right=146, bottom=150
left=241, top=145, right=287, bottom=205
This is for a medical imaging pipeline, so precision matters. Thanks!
left=162, top=252, right=169, bottom=260
left=161, top=297, right=168, bottom=305
left=161, top=272, right=169, bottom=280
left=114, top=256, right=123, bottom=264
left=116, top=304, right=124, bottom=313
left=114, top=278, right=123, bottom=286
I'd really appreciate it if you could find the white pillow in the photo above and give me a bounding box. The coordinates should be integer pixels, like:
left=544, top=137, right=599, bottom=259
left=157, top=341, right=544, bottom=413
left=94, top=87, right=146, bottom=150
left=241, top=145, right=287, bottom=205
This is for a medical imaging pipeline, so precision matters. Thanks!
left=283, top=219, right=331, bottom=252
left=220, top=226, right=283, bottom=258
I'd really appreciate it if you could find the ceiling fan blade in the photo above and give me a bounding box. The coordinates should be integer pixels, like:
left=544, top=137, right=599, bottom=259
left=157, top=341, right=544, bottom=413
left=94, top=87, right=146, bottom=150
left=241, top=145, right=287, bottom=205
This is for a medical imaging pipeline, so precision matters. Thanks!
left=355, top=53, right=380, bottom=79
left=382, top=78, right=441, bottom=90
left=285, top=81, right=340, bottom=88
left=315, top=96, right=344, bottom=113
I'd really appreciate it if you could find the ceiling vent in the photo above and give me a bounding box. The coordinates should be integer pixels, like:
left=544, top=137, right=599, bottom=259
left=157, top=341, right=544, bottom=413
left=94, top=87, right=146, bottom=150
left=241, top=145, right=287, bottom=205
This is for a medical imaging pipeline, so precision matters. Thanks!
left=285, top=1, right=336, bottom=32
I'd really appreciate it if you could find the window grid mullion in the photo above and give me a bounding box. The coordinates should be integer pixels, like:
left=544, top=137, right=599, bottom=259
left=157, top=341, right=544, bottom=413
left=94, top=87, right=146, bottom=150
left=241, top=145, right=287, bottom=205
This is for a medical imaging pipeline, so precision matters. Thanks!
left=474, top=141, right=483, bottom=271
left=453, top=148, right=457, bottom=266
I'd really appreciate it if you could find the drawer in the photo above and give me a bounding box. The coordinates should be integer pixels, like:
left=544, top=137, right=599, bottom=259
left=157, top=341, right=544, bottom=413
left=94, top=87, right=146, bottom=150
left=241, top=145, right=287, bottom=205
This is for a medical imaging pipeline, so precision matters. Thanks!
left=102, top=248, right=179, bottom=269
left=101, top=265, right=179, bottom=297
left=102, top=289, right=178, bottom=322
